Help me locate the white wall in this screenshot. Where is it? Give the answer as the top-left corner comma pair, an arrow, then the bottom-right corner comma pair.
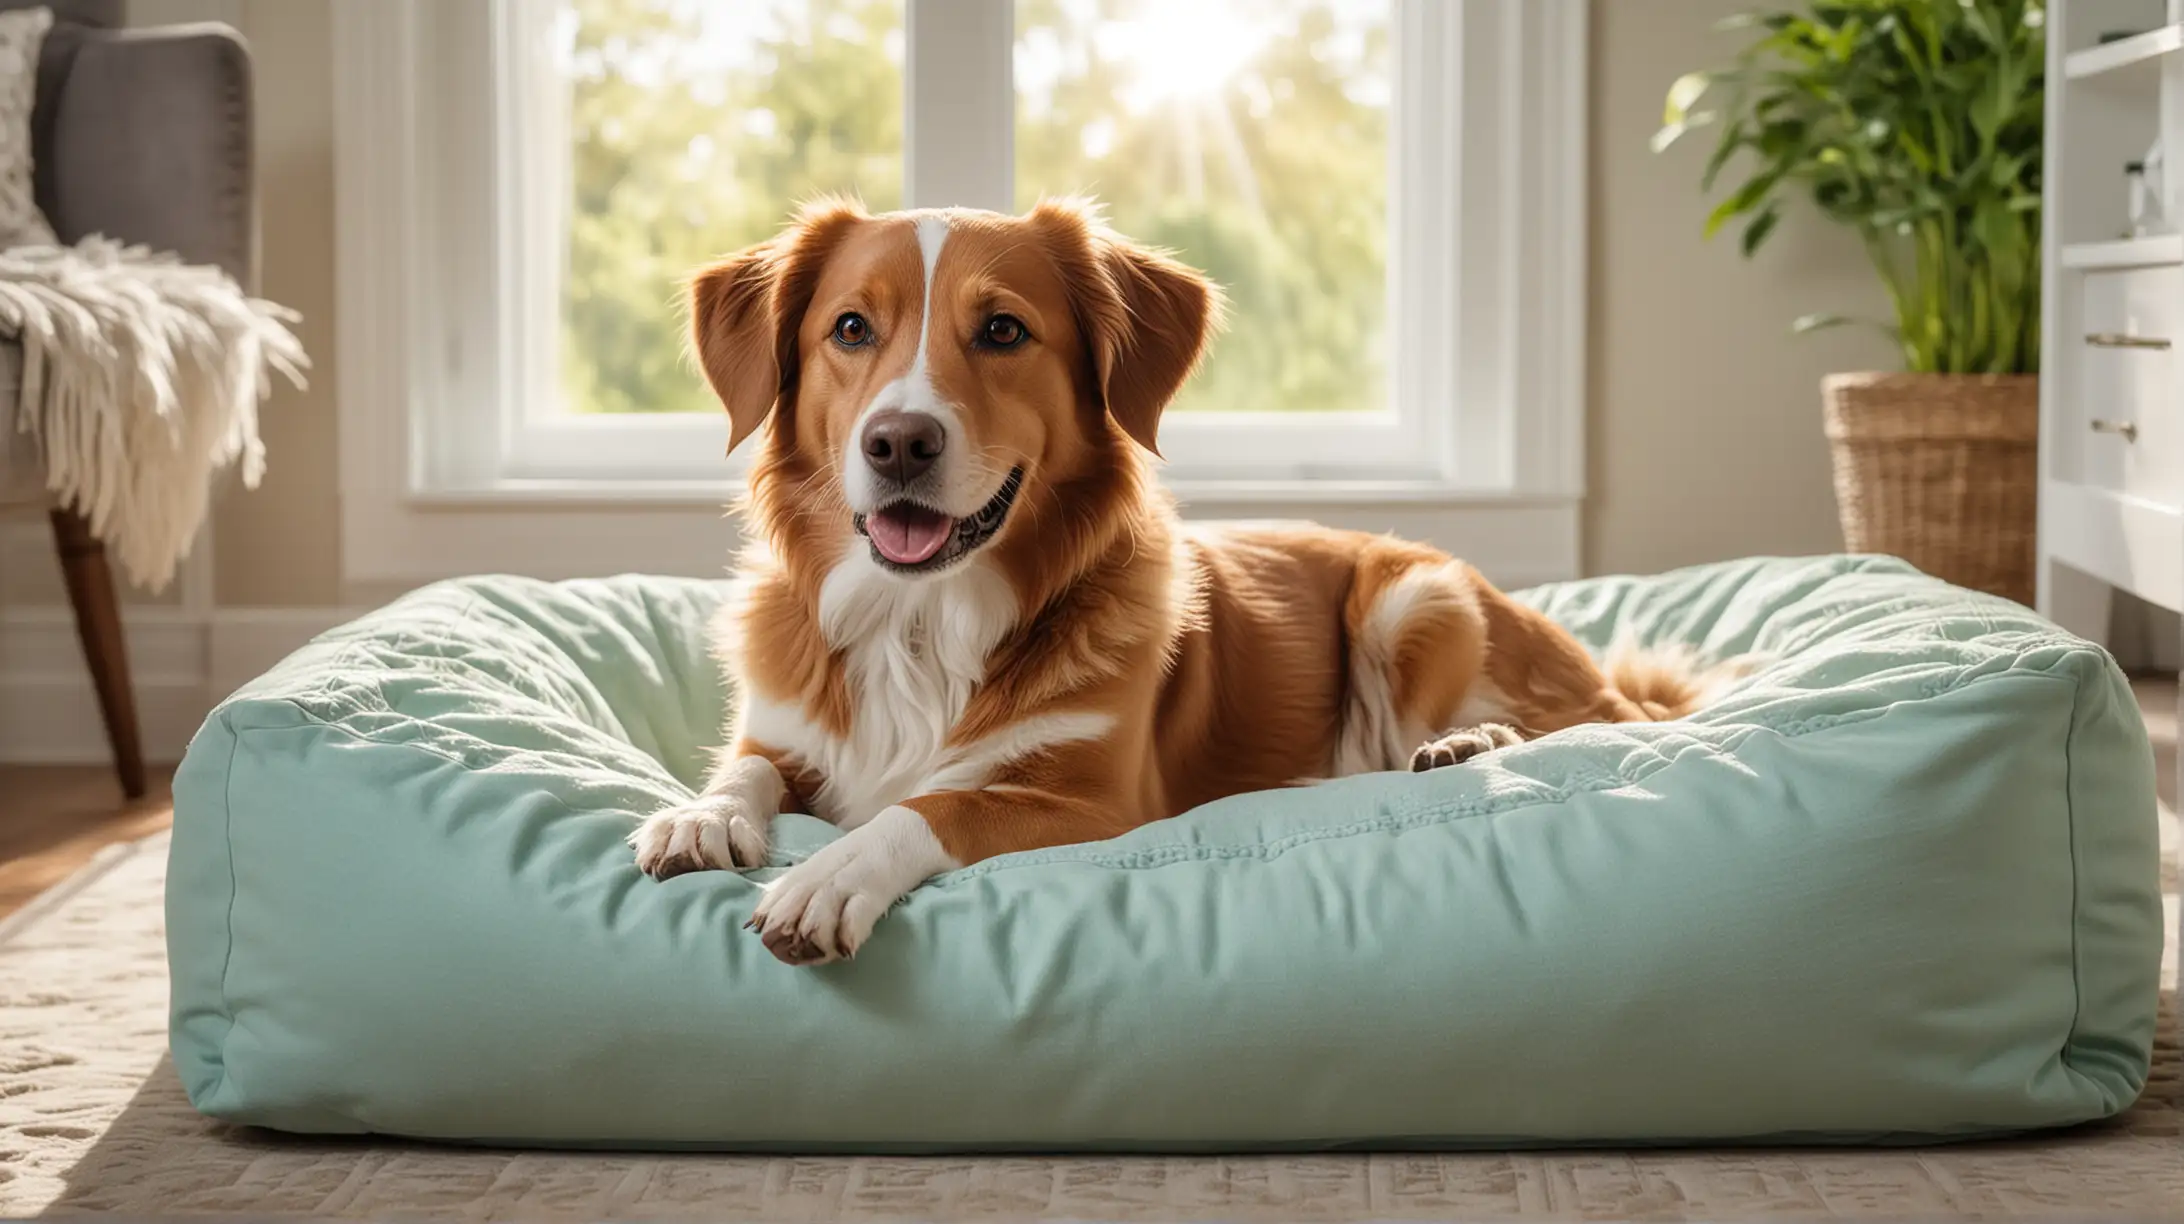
1586,0 -> 1898,577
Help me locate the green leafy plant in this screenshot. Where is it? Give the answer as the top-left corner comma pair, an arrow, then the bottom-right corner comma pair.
1655,0 -> 2045,375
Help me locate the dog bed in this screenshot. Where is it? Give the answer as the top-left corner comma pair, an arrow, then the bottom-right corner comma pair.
166,554 -> 2163,1150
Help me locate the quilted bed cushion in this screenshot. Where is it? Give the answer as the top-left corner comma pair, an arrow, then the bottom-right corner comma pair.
166,555 -> 2163,1150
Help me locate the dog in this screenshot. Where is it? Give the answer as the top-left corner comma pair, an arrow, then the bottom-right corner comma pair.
630,198 -> 1740,966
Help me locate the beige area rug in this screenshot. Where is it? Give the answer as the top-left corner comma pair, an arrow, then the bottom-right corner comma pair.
5,833 -> 2184,1221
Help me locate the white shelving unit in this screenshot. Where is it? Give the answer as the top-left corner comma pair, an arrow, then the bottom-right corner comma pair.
2061,233 -> 2184,268
2039,1 -> 2182,958
2040,0 -> 2184,625
2064,21 -> 2184,80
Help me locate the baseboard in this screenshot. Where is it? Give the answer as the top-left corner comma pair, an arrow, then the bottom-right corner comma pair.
0,671 -> 212,766
0,606 -> 358,766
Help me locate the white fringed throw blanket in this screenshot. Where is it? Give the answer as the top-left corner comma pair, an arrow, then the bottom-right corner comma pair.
1,237 -> 307,590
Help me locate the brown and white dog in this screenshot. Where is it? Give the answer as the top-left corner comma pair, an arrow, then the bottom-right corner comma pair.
630,198 -> 1733,966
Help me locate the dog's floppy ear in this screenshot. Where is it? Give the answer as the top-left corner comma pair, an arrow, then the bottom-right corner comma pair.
688,242 -> 785,453
1032,198 -> 1222,456
688,199 -> 866,453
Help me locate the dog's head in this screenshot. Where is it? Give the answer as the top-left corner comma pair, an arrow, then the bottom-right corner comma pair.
689,198 -> 1219,577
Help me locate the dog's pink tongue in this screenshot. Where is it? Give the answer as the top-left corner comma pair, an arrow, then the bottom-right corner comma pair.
869,505 -> 953,565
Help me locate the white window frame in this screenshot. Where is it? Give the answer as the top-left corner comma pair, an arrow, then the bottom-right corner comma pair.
334,0 -> 1587,587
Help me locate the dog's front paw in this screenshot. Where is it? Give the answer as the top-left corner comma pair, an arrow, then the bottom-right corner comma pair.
745,806 -> 952,966
1409,722 -> 1527,771
630,795 -> 770,879
746,845 -> 899,967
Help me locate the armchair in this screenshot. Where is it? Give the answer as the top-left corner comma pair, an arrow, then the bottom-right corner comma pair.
0,0 -> 253,798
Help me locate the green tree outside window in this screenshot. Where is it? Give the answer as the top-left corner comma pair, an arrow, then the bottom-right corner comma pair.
558,0 -> 1389,417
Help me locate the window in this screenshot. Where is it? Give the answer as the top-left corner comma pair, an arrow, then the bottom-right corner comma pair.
335,0 -> 1586,584
552,1 -> 906,420
522,0 -> 1408,479
495,0 -> 908,481
1013,0 -> 1412,479
1016,0 -> 1390,422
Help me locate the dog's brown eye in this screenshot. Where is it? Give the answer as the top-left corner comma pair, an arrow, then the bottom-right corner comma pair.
832,312 -> 871,347
979,314 -> 1028,350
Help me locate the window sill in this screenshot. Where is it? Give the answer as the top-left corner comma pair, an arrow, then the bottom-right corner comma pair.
402,477 -> 1580,511
354,477 -> 1582,587
1165,480 -> 1578,508
405,479 -> 744,509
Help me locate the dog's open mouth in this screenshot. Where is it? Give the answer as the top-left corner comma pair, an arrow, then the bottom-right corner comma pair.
854,467 -> 1023,573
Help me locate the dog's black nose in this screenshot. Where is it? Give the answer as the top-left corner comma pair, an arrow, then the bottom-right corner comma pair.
862,410 -> 945,484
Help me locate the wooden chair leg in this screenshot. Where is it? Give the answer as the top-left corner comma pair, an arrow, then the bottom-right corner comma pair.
49,508 -> 147,800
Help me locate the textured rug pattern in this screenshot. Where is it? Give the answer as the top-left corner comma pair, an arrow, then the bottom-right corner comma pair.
3,832 -> 2183,1220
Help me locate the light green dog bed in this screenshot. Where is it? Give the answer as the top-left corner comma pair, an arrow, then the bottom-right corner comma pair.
166,555 -> 2162,1150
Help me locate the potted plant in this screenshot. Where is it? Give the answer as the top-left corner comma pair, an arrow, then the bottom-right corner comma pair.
1656,0 -> 2045,603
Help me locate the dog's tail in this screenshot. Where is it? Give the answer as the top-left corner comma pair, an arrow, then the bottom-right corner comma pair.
1605,644 -> 1763,721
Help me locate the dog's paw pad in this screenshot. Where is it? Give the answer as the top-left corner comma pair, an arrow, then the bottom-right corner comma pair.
1409,723 -> 1526,772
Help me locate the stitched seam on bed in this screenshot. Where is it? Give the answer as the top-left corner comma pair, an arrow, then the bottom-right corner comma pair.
211,660 -> 2088,881
941,729 -> 1784,878
210,710 -> 245,1107
944,668 -> 2087,880
2059,665 -> 2086,1081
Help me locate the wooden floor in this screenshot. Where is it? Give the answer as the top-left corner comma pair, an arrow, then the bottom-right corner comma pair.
0,765 -> 175,920
0,678 -> 2178,923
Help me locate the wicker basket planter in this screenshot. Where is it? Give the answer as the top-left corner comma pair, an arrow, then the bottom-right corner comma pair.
1820,372 -> 2039,605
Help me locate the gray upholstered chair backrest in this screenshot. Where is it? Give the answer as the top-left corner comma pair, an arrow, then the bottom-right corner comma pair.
1,0 -> 124,502
11,0 -> 128,224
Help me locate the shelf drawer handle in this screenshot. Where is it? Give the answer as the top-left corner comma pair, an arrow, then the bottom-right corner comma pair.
2091,418 -> 2141,442
2086,331 -> 2172,350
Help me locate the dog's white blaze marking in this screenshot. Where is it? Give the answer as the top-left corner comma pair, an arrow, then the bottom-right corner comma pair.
741,550 -> 1018,829
841,215 -> 980,515
1336,560 -> 1476,776
751,803 -> 958,960
911,214 -> 948,382
918,711 -> 1117,793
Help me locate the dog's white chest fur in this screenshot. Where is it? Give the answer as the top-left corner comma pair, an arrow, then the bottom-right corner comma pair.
741,551 -> 1019,828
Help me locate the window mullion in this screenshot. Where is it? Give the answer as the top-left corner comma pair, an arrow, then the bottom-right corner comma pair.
905,0 -> 1015,210
1391,0 -> 1465,485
